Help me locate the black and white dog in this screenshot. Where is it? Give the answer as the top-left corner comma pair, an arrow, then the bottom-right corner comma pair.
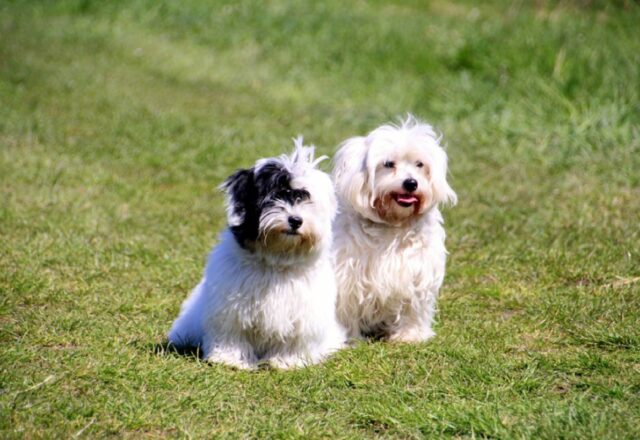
168,139 -> 346,369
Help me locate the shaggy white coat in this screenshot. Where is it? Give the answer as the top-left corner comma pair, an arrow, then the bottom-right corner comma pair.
332,115 -> 457,342
169,141 -> 346,369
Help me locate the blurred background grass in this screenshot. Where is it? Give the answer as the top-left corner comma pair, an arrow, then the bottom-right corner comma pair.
1,0 -> 639,438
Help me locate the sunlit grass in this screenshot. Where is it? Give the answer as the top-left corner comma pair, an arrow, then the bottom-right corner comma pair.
1,0 -> 639,437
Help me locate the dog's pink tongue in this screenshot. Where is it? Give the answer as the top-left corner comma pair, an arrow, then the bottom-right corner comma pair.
397,194 -> 419,204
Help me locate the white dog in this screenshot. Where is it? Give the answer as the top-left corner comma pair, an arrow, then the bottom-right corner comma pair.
168,139 -> 346,369
332,115 -> 457,342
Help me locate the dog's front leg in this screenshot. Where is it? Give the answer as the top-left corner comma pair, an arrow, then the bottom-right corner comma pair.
386,298 -> 437,343
203,337 -> 257,370
387,323 -> 435,343
267,353 -> 310,370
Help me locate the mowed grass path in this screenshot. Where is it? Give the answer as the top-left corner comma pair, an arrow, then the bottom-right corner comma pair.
1,1 -> 639,438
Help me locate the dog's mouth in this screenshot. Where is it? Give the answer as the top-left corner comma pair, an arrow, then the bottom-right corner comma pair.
283,230 -> 299,236
392,192 -> 420,208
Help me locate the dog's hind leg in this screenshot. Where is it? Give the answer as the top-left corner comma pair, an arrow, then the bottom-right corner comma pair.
167,279 -> 207,348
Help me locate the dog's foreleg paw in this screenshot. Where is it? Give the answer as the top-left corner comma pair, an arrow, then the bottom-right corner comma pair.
205,347 -> 257,370
387,326 -> 435,343
268,354 -> 311,370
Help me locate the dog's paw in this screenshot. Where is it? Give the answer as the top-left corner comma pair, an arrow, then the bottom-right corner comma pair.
268,354 -> 310,370
205,349 -> 257,370
387,327 -> 435,343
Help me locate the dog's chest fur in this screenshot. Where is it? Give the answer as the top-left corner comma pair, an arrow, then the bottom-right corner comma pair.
237,272 -> 305,335
207,256 -> 327,344
334,209 -> 447,321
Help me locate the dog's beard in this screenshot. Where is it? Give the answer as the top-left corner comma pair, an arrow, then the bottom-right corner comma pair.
256,210 -> 320,255
258,227 -> 319,254
373,190 -> 428,226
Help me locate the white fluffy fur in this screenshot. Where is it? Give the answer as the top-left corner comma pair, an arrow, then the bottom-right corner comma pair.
168,140 -> 346,369
332,115 -> 457,342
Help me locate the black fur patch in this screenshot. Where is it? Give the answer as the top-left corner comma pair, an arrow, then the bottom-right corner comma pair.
279,188 -> 311,204
221,168 -> 259,245
222,161 -> 309,248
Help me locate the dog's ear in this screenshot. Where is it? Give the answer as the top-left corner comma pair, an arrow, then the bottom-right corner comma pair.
432,173 -> 457,207
332,137 -> 373,216
429,149 -> 457,207
220,168 -> 259,244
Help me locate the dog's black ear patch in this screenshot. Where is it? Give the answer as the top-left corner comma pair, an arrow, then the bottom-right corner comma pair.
221,161 -> 298,248
221,168 -> 260,246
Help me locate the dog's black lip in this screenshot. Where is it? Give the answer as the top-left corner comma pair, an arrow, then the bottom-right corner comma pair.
396,200 -> 413,208
283,230 -> 299,236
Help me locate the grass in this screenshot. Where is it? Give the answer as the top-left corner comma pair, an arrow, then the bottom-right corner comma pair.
1,0 -> 639,437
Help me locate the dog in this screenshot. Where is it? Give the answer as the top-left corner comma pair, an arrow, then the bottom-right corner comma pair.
332,115 -> 457,342
168,139 -> 346,369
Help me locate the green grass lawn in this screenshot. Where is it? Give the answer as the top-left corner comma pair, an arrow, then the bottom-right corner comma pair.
1,0 -> 639,437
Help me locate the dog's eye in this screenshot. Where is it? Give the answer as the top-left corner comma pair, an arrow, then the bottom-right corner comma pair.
292,189 -> 310,203
383,160 -> 395,169
275,189 -> 291,199
416,161 -> 424,168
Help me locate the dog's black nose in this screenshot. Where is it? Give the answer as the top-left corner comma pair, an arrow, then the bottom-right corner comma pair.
402,178 -> 418,192
288,216 -> 303,230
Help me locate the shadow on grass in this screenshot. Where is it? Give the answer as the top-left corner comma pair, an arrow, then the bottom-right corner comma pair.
144,341 -> 203,360
141,342 -> 285,371
361,328 -> 391,342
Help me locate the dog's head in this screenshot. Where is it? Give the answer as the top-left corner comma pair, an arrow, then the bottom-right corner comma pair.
221,138 -> 336,259
333,115 -> 456,226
